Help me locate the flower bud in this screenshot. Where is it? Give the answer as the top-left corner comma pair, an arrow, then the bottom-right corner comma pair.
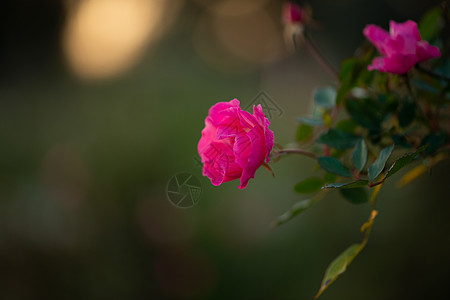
283,2 -> 304,25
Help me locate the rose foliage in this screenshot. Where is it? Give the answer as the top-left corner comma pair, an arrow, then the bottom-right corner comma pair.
198,2 -> 450,298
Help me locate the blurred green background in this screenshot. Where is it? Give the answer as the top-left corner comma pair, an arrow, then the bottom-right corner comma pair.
1,0 -> 449,299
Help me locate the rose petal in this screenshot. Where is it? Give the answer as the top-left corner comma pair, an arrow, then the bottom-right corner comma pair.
208,99 -> 240,125
253,105 -> 274,162
384,34 -> 416,56
198,116 -> 218,157
203,161 -> 224,186
202,141 -> 241,186
222,162 -> 243,183
363,24 -> 390,55
383,53 -> 417,74
233,133 -> 252,169
216,118 -> 242,139
367,56 -> 386,72
369,53 -> 417,74
389,20 -> 420,41
237,109 -> 258,129
264,125 -> 274,162
239,126 -> 267,189
252,105 -> 266,127
416,40 -> 441,62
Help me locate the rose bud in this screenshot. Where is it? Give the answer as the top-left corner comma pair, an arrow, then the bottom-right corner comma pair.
283,2 -> 304,25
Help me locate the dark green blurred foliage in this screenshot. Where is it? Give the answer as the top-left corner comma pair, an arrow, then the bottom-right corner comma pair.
0,1 -> 449,300
277,1 -> 450,297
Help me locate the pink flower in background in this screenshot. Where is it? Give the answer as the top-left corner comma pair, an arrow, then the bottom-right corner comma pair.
363,20 -> 440,74
283,2 -> 304,25
198,99 -> 274,189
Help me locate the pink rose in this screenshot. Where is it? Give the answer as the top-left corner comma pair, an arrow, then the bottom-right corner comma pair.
198,99 -> 274,189
363,20 -> 441,74
283,2 -> 304,25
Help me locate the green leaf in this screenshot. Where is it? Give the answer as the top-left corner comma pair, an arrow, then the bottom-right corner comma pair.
297,116 -> 324,126
419,6 -> 444,41
435,62 -> 450,80
411,78 -> 440,95
323,172 -> 338,183
271,199 -> 313,227
336,57 -> 362,106
314,87 -> 337,108
314,244 -> 361,299
339,57 -> 357,82
352,139 -> 368,172
421,132 -> 446,155
398,97 -> 415,128
294,177 -> 325,194
345,98 -> 381,130
368,145 -> 395,181
336,48 -> 374,106
317,129 -> 360,150
391,134 -> 412,149
317,156 -> 352,177
340,188 -> 369,204
296,123 -> 313,142
383,145 -> 428,180
336,72 -> 355,106
336,83 -> 352,107
322,180 -> 369,189
371,71 -> 388,91
380,95 -> 399,119
335,119 -> 358,133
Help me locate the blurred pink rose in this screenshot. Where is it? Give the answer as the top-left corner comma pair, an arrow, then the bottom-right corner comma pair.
283,2 -> 304,25
198,99 -> 274,189
363,20 -> 440,74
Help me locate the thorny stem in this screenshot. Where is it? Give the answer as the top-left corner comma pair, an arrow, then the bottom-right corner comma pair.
360,185 -> 382,250
303,31 -> 339,81
370,181 -> 382,207
368,179 -> 385,188
284,30 -> 341,160
302,31 -> 343,127
360,211 -> 376,249
271,148 -> 317,160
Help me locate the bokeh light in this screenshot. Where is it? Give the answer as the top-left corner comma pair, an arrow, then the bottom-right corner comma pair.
63,0 -> 183,80
194,0 -> 269,17
193,0 -> 285,73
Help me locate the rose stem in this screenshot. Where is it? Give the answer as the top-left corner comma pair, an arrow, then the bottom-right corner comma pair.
274,148 -> 317,159
302,31 -> 339,81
